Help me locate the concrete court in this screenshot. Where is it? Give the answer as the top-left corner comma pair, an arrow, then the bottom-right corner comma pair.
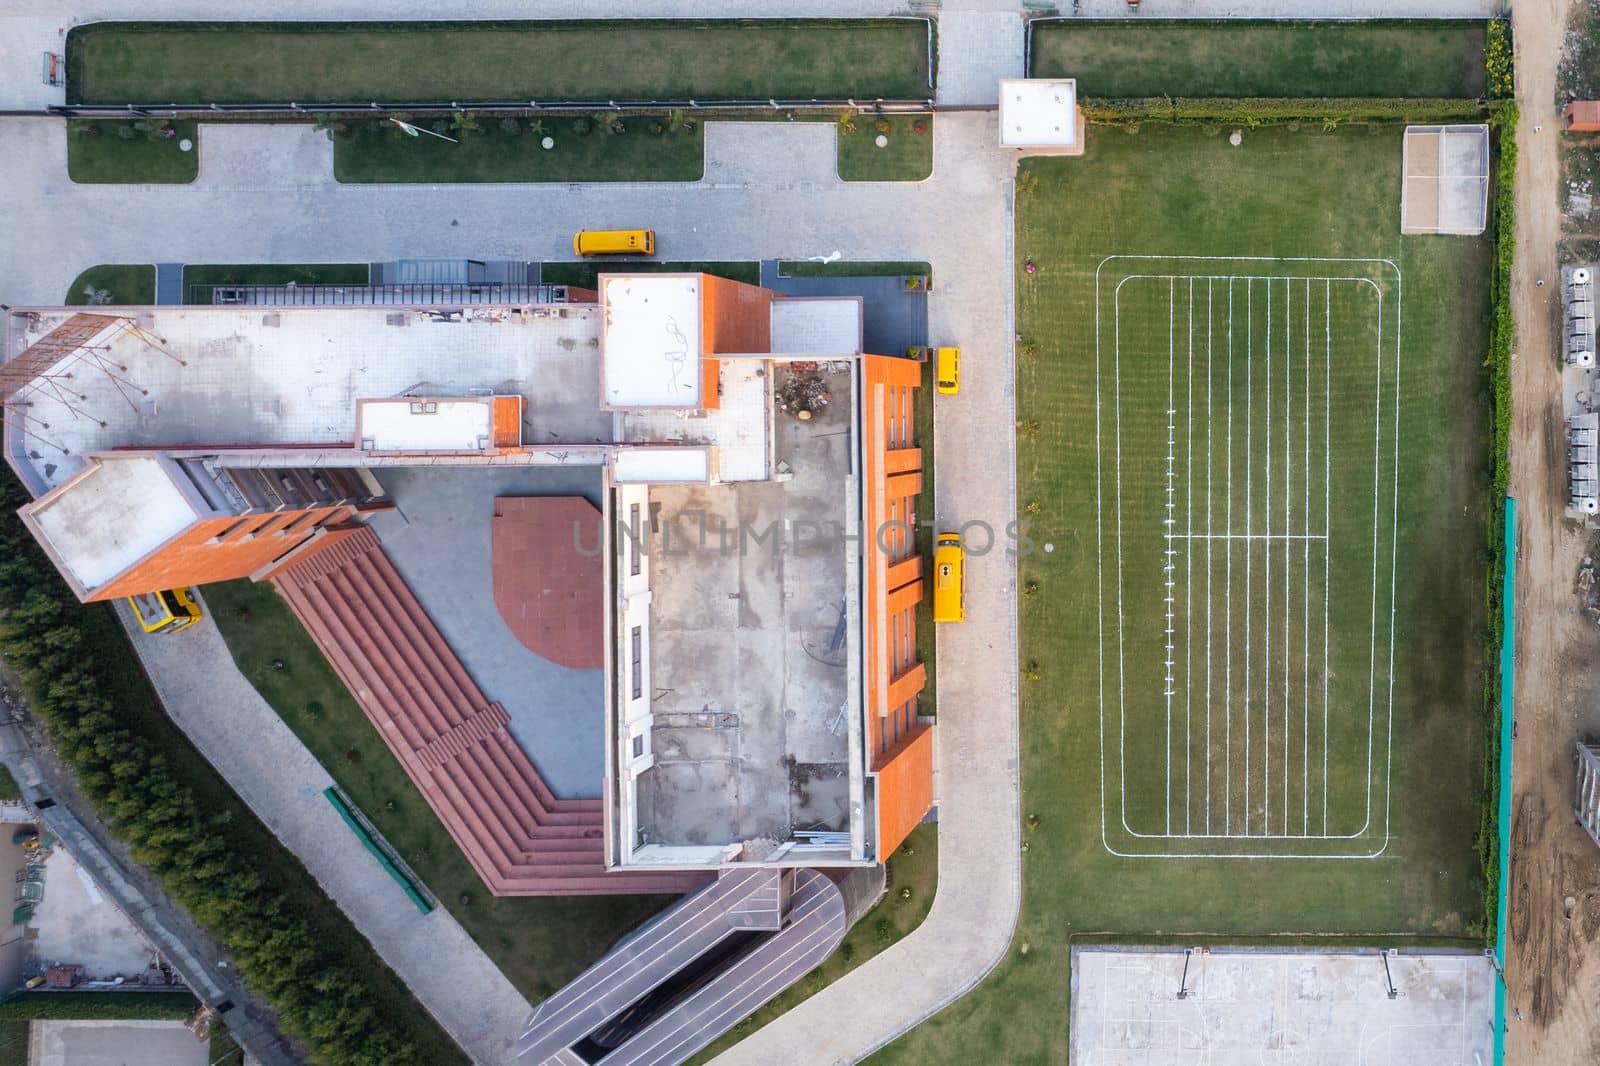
29,844 -> 158,978
1071,948 -> 1496,1065
366,466 -> 608,798
31,1019 -> 208,1066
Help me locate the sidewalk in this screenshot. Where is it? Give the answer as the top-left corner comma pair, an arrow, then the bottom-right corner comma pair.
109,601 -> 534,1064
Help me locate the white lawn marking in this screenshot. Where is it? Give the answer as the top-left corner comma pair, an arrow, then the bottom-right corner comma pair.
1095,256 -> 1400,859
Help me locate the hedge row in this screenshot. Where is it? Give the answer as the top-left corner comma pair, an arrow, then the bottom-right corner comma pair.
0,470 -> 464,1065
1478,103 -> 1518,947
1080,95 -> 1489,127
0,990 -> 199,1021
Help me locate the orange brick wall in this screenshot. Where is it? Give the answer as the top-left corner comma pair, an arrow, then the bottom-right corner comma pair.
93,505 -> 353,601
860,353 -> 933,860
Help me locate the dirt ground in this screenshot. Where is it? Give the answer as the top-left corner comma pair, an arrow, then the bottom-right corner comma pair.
1505,0 -> 1600,1062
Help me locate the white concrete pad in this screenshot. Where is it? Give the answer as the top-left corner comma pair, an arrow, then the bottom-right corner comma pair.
1071,948 -> 1495,1066
32,1019 -> 207,1066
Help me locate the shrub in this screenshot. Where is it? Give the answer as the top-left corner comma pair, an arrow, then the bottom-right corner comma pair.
1080,96 -> 1487,127
648,119 -> 665,136
1486,19 -> 1514,99
449,111 -> 481,136
570,116 -> 592,137
0,472 -> 457,1065
115,124 -> 138,141
1015,169 -> 1039,198
429,119 -> 450,137
876,118 -> 892,134
837,112 -> 857,136
499,117 -> 521,135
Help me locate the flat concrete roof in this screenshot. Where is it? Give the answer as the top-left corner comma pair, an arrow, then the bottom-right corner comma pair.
769,298 -> 861,356
4,305 -> 611,491
619,358 -> 771,482
636,364 -> 856,850
600,275 -> 703,408
357,397 -> 493,452
26,456 -> 196,594
1000,78 -> 1078,148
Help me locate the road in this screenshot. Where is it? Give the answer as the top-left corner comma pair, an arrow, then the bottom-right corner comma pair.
1502,0 -> 1600,1062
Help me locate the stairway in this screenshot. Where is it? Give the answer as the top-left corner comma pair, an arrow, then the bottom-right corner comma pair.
271,526 -> 705,897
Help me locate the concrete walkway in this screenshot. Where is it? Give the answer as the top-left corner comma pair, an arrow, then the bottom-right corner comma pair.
109,602 -> 534,1065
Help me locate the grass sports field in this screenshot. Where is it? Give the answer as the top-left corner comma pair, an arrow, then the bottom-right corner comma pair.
875,122 -> 1493,1062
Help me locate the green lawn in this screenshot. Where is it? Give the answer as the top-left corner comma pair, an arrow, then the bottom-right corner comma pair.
0,765 -> 18,802
1032,19 -> 1488,98
838,114 -> 933,182
203,579 -> 675,1003
778,260 -> 931,280
875,124 -> 1493,1063
689,824 -> 937,1064
67,20 -> 931,104
183,262 -> 369,303
334,116 -> 702,183
66,119 -> 197,183
64,264 -> 154,305
540,261 -> 761,291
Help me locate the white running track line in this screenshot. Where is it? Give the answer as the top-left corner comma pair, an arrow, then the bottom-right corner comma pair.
1323,279 -> 1333,836
1304,278 -> 1312,836
1264,276 -> 1272,837
1225,278 -> 1234,837
1185,278 -> 1194,836
1095,257 -> 1398,859
1205,278 -> 1213,836
1244,278 -> 1253,837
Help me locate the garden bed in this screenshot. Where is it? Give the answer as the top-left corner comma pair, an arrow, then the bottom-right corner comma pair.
66,119 -> 197,184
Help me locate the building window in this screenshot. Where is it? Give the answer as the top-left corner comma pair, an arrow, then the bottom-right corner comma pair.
631,625 -> 643,700
629,503 -> 642,576
632,734 -> 645,759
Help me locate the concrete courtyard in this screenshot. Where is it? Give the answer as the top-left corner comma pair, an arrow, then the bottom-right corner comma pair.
30,1020 -> 208,1066
1071,948 -> 1496,1065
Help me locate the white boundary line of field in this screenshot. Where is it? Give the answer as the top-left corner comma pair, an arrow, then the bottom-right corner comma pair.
1093,254 -> 1402,860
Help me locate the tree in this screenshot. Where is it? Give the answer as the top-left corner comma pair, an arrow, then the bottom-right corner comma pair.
449,111 -> 482,136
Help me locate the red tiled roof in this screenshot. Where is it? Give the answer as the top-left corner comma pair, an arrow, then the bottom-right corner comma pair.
271,525 -> 705,897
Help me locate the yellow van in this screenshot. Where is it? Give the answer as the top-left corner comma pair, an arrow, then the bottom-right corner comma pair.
932,533 -> 965,623
935,347 -> 960,395
572,229 -> 656,257
129,588 -> 202,635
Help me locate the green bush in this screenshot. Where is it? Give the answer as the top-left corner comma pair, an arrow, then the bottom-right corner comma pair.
0,473 -> 462,1065
1485,19 -> 1513,99
0,991 -> 198,1021
1477,104 -> 1517,946
1081,96 -> 1488,127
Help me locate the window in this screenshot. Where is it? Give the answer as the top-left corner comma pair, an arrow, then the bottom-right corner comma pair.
629,503 -> 642,576
631,626 -> 643,700
632,734 -> 645,759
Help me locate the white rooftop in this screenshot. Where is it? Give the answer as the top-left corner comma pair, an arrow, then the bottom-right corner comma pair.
3,305 -> 611,491
357,397 -> 494,452
601,275 -> 703,408
27,455 -> 196,594
1000,78 -> 1079,148
620,359 -> 772,482
769,298 -> 861,356
611,447 -> 710,483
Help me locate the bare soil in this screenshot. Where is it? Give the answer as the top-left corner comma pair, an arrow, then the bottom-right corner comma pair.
1506,1 -> 1600,1061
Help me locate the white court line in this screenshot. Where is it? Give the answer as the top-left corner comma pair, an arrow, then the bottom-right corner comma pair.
1096,257 -> 1399,857
1224,278 -> 1233,837
1244,277 -> 1253,837
1164,277 -> 1176,835
1205,277 -> 1214,836
1185,277 -> 1194,835
1170,533 -> 1326,540
1324,279 -> 1332,835
1304,278 -> 1312,836
1264,275 -> 1272,838
1283,276 -> 1292,835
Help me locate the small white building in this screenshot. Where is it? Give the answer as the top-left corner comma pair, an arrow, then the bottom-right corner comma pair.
998,78 -> 1084,156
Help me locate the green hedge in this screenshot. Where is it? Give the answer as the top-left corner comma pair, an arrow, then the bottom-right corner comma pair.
0,469 -> 465,1065
1478,103 -> 1517,946
0,990 -> 199,1021
1080,96 -> 1488,127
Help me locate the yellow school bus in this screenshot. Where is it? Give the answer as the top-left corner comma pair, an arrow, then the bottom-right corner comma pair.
932,532 -> 965,623
935,346 -> 960,395
128,588 -> 202,635
572,229 -> 656,257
